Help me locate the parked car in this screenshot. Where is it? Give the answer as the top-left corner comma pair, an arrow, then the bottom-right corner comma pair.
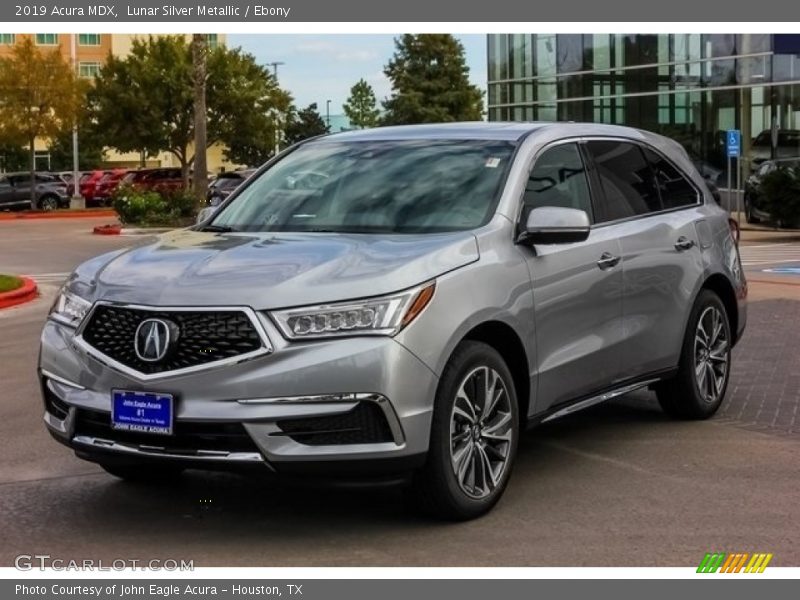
207,169 -> 255,206
121,168 -> 184,194
0,172 -> 70,211
55,170 -> 87,197
41,123 -> 746,520
79,170 -> 106,205
92,169 -> 130,204
744,158 -> 800,223
751,129 -> 800,169
691,160 -> 723,205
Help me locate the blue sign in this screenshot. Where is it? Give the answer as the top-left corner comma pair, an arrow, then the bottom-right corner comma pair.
726,129 -> 741,158
763,267 -> 800,275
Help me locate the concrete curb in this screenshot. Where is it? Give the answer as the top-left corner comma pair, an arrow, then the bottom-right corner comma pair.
92,224 -> 174,236
0,277 -> 38,310
0,209 -> 116,221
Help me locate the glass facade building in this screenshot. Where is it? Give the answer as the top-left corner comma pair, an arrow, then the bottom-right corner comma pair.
487,34 -> 800,180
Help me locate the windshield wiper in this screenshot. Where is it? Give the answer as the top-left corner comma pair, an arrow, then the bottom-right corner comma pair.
199,224 -> 238,233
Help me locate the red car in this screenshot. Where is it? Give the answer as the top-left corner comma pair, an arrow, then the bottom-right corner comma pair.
120,168 -> 184,194
91,169 -> 130,205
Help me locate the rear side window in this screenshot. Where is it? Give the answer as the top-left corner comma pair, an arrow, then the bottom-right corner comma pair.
524,143 -> 594,221
642,147 -> 698,209
586,141 -> 661,222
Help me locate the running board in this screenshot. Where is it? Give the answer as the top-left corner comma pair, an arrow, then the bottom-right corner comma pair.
540,378 -> 660,423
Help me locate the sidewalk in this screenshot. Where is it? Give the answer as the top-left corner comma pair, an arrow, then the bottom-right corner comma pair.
738,222 -> 800,244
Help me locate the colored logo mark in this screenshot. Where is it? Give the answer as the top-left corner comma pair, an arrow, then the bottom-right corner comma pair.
697,552 -> 773,573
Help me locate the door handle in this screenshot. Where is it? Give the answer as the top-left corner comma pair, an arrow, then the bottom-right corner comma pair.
674,236 -> 696,251
597,252 -> 621,270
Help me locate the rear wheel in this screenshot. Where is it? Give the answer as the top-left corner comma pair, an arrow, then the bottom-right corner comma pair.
100,463 -> 184,483
408,341 -> 519,520
745,197 -> 760,224
655,290 -> 732,419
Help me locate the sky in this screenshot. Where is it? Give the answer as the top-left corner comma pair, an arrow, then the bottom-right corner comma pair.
228,34 -> 487,117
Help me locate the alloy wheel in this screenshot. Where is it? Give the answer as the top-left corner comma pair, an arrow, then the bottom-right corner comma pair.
694,306 -> 729,403
449,365 -> 514,499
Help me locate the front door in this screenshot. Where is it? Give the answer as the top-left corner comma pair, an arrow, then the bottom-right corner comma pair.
519,142 -> 625,412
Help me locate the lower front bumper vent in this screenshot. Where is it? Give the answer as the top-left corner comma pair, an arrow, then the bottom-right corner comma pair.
275,402 -> 394,446
73,408 -> 262,455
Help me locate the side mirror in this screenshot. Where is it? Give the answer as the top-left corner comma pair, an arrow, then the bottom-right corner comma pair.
517,206 -> 591,245
196,206 -> 217,224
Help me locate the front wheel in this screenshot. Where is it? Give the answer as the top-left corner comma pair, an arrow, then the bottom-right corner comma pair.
38,195 -> 59,211
655,290 -> 732,419
408,341 -> 519,520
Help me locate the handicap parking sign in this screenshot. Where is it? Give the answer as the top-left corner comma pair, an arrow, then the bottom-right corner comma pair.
727,129 -> 741,157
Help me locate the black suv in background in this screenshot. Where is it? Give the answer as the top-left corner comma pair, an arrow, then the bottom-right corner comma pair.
0,172 -> 71,211
207,169 -> 255,205
744,158 -> 800,224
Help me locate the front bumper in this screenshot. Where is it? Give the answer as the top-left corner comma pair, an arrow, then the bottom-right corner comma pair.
39,317 -> 437,475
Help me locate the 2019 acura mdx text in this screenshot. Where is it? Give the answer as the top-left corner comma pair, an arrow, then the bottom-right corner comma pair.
39,123 -> 746,520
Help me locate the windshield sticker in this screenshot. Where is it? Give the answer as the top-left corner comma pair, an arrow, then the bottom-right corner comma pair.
485,157 -> 502,168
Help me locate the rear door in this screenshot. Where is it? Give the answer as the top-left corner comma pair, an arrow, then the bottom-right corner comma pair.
585,140 -> 705,379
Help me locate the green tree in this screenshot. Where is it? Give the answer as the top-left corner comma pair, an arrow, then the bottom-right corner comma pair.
343,78 -> 380,129
381,34 -> 483,125
0,143 -> 28,172
192,33 -> 208,207
212,48 -> 291,167
284,103 -> 330,146
91,35 -> 291,185
0,38 -> 82,202
48,88 -> 106,170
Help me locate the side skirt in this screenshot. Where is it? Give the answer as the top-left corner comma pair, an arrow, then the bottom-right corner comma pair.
527,369 -> 677,428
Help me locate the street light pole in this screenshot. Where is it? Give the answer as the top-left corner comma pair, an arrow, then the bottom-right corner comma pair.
70,33 -> 84,208
267,62 -> 285,156
326,99 -> 331,129
267,61 -> 284,81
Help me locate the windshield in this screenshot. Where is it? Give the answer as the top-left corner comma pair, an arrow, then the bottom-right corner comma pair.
209,139 -> 515,234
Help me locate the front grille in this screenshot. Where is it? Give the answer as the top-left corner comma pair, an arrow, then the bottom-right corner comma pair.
73,408 -> 261,454
81,305 -> 264,375
276,402 -> 394,446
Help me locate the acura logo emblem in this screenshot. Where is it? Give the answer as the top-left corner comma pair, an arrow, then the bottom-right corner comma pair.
134,318 -> 178,362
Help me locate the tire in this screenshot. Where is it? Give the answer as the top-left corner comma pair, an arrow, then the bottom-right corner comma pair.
38,195 -> 59,211
745,199 -> 760,224
100,463 -> 184,483
655,290 -> 732,419
408,341 -> 519,520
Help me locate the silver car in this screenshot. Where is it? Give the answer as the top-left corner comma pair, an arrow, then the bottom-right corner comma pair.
40,123 -> 746,520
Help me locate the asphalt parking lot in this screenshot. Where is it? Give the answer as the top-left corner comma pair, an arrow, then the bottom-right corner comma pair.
1,218 -> 799,567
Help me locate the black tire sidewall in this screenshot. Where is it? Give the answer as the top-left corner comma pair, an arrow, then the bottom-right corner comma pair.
682,290 -> 732,416
39,195 -> 58,211
426,341 -> 519,518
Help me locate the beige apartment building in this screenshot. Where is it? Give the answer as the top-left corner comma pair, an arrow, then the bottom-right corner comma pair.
0,33 -> 239,173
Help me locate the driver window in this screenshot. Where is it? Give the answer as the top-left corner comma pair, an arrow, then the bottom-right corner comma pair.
523,143 -> 593,222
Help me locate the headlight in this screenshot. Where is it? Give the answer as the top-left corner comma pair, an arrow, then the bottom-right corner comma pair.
271,282 -> 435,340
49,290 -> 92,328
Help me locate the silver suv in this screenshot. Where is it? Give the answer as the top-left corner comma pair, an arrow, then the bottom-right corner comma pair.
40,123 -> 746,520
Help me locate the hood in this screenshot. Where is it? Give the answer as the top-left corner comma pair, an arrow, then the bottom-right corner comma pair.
73,229 -> 480,308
